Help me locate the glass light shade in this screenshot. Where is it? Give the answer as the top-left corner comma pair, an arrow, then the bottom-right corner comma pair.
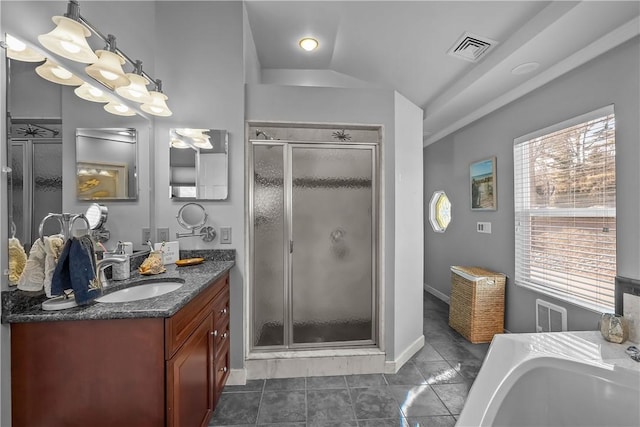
141,91 -> 172,117
104,100 -> 136,116
115,73 -> 152,103
38,16 -> 98,63
175,128 -> 208,138
85,50 -> 130,89
35,59 -> 83,86
74,82 -> 110,103
299,37 -> 319,51
193,138 -> 213,149
6,34 -> 46,62
170,138 -> 190,149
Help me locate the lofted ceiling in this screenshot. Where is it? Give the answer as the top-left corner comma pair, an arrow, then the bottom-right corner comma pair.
244,1 -> 640,146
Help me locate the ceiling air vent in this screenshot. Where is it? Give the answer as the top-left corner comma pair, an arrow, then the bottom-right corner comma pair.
447,32 -> 498,63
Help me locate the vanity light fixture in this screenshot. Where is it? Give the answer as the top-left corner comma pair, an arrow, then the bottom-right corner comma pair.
170,138 -> 191,149
85,35 -> 130,90
4,34 -> 46,62
299,37 -> 319,52
37,1 -> 98,63
141,80 -> 172,117
104,99 -> 136,116
115,60 -> 152,103
192,136 -> 213,150
35,58 -> 83,86
74,82 -> 110,103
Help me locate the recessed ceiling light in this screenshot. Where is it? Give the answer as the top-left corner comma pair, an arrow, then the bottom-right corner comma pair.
511,62 -> 540,75
299,37 -> 318,52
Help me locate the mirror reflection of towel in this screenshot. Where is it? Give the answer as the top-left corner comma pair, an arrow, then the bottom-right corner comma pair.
51,236 -> 100,305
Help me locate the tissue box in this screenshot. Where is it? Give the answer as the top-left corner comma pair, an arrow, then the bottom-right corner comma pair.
154,241 -> 179,265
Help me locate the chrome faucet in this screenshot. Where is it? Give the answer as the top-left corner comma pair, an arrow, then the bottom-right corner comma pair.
96,256 -> 127,289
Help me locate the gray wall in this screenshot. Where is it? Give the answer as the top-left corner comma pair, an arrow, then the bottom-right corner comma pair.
423,36 -> 640,333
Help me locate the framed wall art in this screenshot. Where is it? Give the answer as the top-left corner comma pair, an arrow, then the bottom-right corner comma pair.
470,157 -> 496,210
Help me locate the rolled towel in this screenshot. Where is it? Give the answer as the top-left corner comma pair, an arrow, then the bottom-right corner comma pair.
17,238 -> 46,292
8,237 -> 27,285
43,234 -> 65,297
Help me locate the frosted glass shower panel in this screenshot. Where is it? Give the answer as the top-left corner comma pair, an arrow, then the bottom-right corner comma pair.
32,142 -> 63,239
291,146 -> 374,344
253,145 -> 286,346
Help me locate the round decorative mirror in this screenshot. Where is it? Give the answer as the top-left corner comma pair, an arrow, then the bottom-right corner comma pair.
429,191 -> 451,232
177,202 -> 208,230
85,203 -> 108,230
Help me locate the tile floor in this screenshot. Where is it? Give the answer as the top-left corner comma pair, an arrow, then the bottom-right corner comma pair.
210,291 -> 490,426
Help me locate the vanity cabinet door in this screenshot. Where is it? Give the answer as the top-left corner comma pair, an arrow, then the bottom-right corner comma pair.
166,313 -> 214,427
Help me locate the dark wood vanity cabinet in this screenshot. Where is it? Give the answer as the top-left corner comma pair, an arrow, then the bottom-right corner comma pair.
10,272 -> 230,427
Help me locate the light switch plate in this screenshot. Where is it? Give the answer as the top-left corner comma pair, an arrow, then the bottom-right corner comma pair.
157,227 -> 170,242
477,222 -> 492,233
142,228 -> 151,243
220,227 -> 232,244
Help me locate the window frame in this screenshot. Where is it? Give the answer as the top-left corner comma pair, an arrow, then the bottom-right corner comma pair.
513,105 -> 616,313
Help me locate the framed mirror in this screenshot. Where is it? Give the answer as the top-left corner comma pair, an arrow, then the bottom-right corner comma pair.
169,128 -> 228,200
76,128 -> 138,200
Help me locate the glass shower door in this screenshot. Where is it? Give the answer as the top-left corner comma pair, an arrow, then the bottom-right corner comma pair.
290,145 -> 375,345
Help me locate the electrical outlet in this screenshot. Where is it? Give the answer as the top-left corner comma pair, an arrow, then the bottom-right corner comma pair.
142,228 -> 151,243
157,227 -> 170,242
477,222 -> 492,234
220,227 -> 232,244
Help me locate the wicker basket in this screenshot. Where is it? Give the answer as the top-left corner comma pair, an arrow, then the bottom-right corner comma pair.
448,266 -> 506,343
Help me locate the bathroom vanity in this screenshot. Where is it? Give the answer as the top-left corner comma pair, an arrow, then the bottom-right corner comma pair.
3,257 -> 233,427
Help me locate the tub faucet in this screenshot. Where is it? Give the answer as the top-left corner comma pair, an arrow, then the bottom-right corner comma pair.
96,256 -> 127,289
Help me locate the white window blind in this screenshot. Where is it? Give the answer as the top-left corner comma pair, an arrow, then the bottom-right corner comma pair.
514,105 -> 616,313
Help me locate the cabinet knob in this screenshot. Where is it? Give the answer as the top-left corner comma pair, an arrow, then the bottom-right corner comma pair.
220,307 -> 228,315
221,332 -> 228,340
212,330 -> 218,337
220,366 -> 228,373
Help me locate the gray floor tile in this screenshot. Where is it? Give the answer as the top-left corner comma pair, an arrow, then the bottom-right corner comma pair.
264,377 -> 306,391
223,379 -> 265,393
411,342 -> 445,363
307,375 -> 348,389
429,340 -> 476,361
405,415 -> 457,426
257,424 -> 306,427
448,358 -> 483,381
431,383 -> 471,415
459,341 -> 491,360
389,385 -> 450,418
350,387 -> 403,420
308,421 -> 359,427
384,362 -> 426,386
210,391 -> 261,425
346,373 -> 387,388
307,389 -> 356,422
257,390 -> 306,424
357,418 -> 406,427
412,360 -> 465,384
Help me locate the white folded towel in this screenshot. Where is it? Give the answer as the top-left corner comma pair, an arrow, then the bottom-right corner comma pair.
8,237 -> 27,285
43,234 -> 65,297
17,238 -> 47,292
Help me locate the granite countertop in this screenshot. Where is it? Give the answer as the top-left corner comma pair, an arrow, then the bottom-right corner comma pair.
2,252 -> 234,323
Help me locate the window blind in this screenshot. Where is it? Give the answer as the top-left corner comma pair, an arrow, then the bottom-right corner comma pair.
514,105 -> 616,313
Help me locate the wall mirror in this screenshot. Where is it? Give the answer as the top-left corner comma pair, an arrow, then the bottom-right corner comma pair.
76,128 -> 138,200
6,34 -> 150,249
169,128 -> 228,200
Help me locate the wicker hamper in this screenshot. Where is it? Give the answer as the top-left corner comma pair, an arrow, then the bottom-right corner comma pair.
448,266 -> 506,343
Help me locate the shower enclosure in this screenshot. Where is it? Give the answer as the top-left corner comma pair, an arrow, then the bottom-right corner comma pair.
250,127 -> 378,350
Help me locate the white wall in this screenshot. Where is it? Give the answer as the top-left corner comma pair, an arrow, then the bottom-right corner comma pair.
423,36 -> 640,333
393,92 -> 424,358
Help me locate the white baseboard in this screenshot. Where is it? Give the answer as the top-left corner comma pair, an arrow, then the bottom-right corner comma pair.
226,368 -> 247,386
384,334 -> 424,374
424,283 -> 450,304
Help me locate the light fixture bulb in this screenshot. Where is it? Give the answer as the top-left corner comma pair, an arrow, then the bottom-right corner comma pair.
5,34 -> 46,62
170,138 -> 190,149
104,100 -> 136,116
141,91 -> 172,117
193,137 -> 213,149
35,59 -> 83,86
74,82 -> 110,103
115,73 -> 152,104
299,37 -> 319,51
38,16 -> 98,63
85,50 -> 130,89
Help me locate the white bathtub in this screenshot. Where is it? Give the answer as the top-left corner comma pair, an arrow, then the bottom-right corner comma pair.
457,331 -> 640,427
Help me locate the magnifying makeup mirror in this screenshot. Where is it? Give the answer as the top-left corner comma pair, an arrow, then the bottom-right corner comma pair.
176,202 -> 216,242
85,203 -> 110,242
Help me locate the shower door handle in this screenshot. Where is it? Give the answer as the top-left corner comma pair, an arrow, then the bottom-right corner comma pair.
289,240 -> 294,253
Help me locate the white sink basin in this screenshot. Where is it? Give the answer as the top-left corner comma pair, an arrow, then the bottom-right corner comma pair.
96,281 -> 183,303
